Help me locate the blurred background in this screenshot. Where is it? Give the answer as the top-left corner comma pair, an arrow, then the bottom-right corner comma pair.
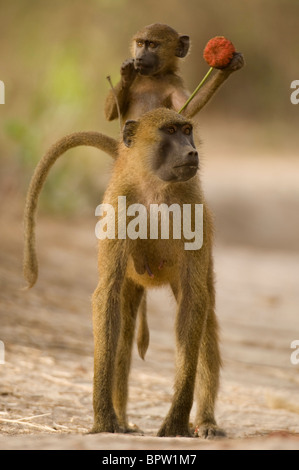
1,1 -> 299,443
0,0 -> 298,249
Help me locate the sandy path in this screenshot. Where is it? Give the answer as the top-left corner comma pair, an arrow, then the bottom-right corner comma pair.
1,155 -> 299,450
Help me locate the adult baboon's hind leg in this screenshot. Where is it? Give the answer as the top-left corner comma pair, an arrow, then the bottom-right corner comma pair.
113,278 -> 144,431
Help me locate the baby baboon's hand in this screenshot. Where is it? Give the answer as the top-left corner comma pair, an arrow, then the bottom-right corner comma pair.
121,58 -> 137,84
224,52 -> 245,72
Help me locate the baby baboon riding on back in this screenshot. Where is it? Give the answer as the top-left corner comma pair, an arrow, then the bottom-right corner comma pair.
23,22 -> 245,438
105,23 -> 244,123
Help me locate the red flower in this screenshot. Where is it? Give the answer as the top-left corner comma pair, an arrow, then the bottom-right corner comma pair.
203,36 -> 236,69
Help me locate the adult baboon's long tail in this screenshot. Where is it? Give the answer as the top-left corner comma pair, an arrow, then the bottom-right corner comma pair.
23,131 -> 118,288
137,293 -> 149,360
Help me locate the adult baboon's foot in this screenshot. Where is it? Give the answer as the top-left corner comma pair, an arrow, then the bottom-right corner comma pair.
194,422 -> 226,439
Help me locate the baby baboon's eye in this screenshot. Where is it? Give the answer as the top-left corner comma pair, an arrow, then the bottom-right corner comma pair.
167,126 -> 176,134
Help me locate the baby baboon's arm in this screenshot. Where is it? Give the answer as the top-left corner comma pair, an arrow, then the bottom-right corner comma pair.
182,53 -> 244,119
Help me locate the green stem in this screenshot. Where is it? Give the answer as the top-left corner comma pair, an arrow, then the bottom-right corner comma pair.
178,66 -> 214,114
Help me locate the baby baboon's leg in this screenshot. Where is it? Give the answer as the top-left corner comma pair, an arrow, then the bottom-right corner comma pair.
91,254 -> 125,434
113,278 -> 144,430
158,278 -> 208,437
194,260 -> 224,438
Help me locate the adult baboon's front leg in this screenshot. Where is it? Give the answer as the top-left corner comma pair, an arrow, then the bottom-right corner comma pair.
194,260 -> 224,438
113,278 -> 144,430
194,308 -> 224,438
91,250 -> 126,434
157,283 -> 208,437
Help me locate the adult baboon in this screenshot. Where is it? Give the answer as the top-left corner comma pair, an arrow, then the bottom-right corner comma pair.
23,108 -> 223,438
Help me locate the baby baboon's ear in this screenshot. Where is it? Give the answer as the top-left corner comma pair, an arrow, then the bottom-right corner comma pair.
123,120 -> 139,147
175,35 -> 190,58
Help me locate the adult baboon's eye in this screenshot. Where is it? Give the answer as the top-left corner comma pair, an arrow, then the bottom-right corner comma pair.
136,40 -> 143,47
183,126 -> 192,135
167,126 -> 176,134
149,42 -> 157,49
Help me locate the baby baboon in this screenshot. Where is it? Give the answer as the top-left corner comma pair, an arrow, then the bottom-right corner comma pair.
21,24 -> 243,193
23,108 -> 222,438
105,23 -> 244,123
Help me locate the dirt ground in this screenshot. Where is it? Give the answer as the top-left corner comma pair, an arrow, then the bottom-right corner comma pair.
1,152 -> 299,450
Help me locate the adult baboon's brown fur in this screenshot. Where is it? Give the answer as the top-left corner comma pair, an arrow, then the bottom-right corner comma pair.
23,131 -> 118,288
23,108 -> 223,438
91,108 -> 222,437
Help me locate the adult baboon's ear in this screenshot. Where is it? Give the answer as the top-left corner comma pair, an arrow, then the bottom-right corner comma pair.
123,120 -> 139,147
175,35 -> 190,58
